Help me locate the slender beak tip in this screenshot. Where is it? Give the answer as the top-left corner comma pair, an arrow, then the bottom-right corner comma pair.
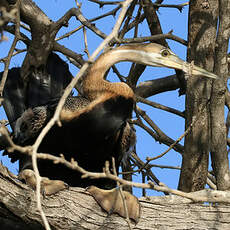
182,62 -> 218,79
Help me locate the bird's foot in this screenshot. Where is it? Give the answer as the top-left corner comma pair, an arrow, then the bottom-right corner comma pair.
18,169 -> 69,196
86,186 -> 141,223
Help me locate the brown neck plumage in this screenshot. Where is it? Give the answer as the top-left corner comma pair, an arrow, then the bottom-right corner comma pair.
83,47 -> 139,101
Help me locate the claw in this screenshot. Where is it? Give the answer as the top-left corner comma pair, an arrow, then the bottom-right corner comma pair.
87,186 -> 141,223
18,169 -> 37,190
41,177 -> 69,196
18,169 -> 68,196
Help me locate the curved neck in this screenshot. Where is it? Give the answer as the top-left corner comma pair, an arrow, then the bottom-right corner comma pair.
84,48 -> 144,100
89,48 -> 147,81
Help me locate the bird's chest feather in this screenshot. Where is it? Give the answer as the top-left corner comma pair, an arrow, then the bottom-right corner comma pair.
40,96 -> 133,159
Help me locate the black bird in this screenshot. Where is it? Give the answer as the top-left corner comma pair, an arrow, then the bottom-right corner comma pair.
1,44 -> 217,222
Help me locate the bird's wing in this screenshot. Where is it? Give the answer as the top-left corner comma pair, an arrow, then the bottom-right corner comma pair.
1,68 -> 26,131
1,53 -> 73,131
2,53 -> 73,161
26,52 -> 73,108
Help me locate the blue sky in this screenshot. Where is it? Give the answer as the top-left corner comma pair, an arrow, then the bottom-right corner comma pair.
0,1 -> 198,197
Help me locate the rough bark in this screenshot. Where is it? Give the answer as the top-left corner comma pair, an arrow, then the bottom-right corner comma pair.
178,0 -> 218,192
210,0 -> 230,190
1,163 -> 230,230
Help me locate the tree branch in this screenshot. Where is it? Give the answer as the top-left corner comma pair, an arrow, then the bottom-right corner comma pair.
210,0 -> 230,190
1,163 -> 230,229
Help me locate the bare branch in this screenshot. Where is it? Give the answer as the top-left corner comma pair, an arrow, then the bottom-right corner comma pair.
0,1 -> 20,97
152,2 -> 189,12
83,27 -> 90,58
111,158 -> 132,230
136,106 -> 184,153
29,2 -> 135,230
88,0 -> 122,7
114,31 -> 187,46
55,5 -> 121,42
136,96 -> 185,118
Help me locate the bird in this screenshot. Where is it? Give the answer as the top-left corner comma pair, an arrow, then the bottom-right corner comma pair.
1,43 -> 217,222
2,52 -> 73,132
18,169 -> 68,196
13,94 -> 136,189
1,52 -> 73,164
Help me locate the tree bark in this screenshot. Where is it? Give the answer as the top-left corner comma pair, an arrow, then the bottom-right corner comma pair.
1,164 -> 230,230
210,0 -> 230,190
178,0 -> 218,192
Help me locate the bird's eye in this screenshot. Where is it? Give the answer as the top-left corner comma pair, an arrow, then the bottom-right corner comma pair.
161,49 -> 170,57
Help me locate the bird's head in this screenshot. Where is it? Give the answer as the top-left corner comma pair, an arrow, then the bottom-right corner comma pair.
116,43 -> 217,79
14,106 -> 48,144
76,43 -> 217,97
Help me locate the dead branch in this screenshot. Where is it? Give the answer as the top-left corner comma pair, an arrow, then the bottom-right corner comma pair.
114,31 -> 187,46
152,2 -> 189,12
1,163 -> 230,229
0,0 -> 20,96
136,96 -> 185,118
136,106 -> 184,153
88,0 -> 122,7
135,74 -> 181,98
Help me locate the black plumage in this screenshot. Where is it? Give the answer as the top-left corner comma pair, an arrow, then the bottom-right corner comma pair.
0,43 -> 218,223
13,95 -> 134,188
2,52 -> 73,130
2,52 -> 136,189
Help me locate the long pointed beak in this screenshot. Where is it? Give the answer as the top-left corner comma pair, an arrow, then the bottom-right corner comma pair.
157,55 -> 217,79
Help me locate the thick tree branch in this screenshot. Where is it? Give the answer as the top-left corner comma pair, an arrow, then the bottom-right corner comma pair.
210,0 -> 230,190
135,74 -> 181,98
178,0 -> 218,192
1,164 -> 230,229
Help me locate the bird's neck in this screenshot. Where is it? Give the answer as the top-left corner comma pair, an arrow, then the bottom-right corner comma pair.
83,48 -> 138,101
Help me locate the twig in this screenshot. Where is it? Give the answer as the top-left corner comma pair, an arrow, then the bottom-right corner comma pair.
27,153 -> 230,203
145,101 -> 209,163
55,25 -> 83,41
113,31 -> 187,46
133,4 -> 142,38
0,48 -> 26,63
119,0 -> 137,82
30,2 -> 134,230
206,177 -> 217,190
136,106 -> 184,153
132,118 -> 184,154
73,8 -> 107,39
83,27 -> 90,58
0,1 -> 21,97
118,0 -> 137,40
148,164 -> 180,170
152,2 -> 189,12
56,6 -> 121,42
112,66 -> 126,82
112,158 -> 132,230
88,0 -> 122,7
118,13 -> 145,38
4,24 -> 30,45
53,42 -> 85,68
141,171 -> 146,196
0,124 -> 221,202
136,96 -> 185,118
145,120 -> 190,162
